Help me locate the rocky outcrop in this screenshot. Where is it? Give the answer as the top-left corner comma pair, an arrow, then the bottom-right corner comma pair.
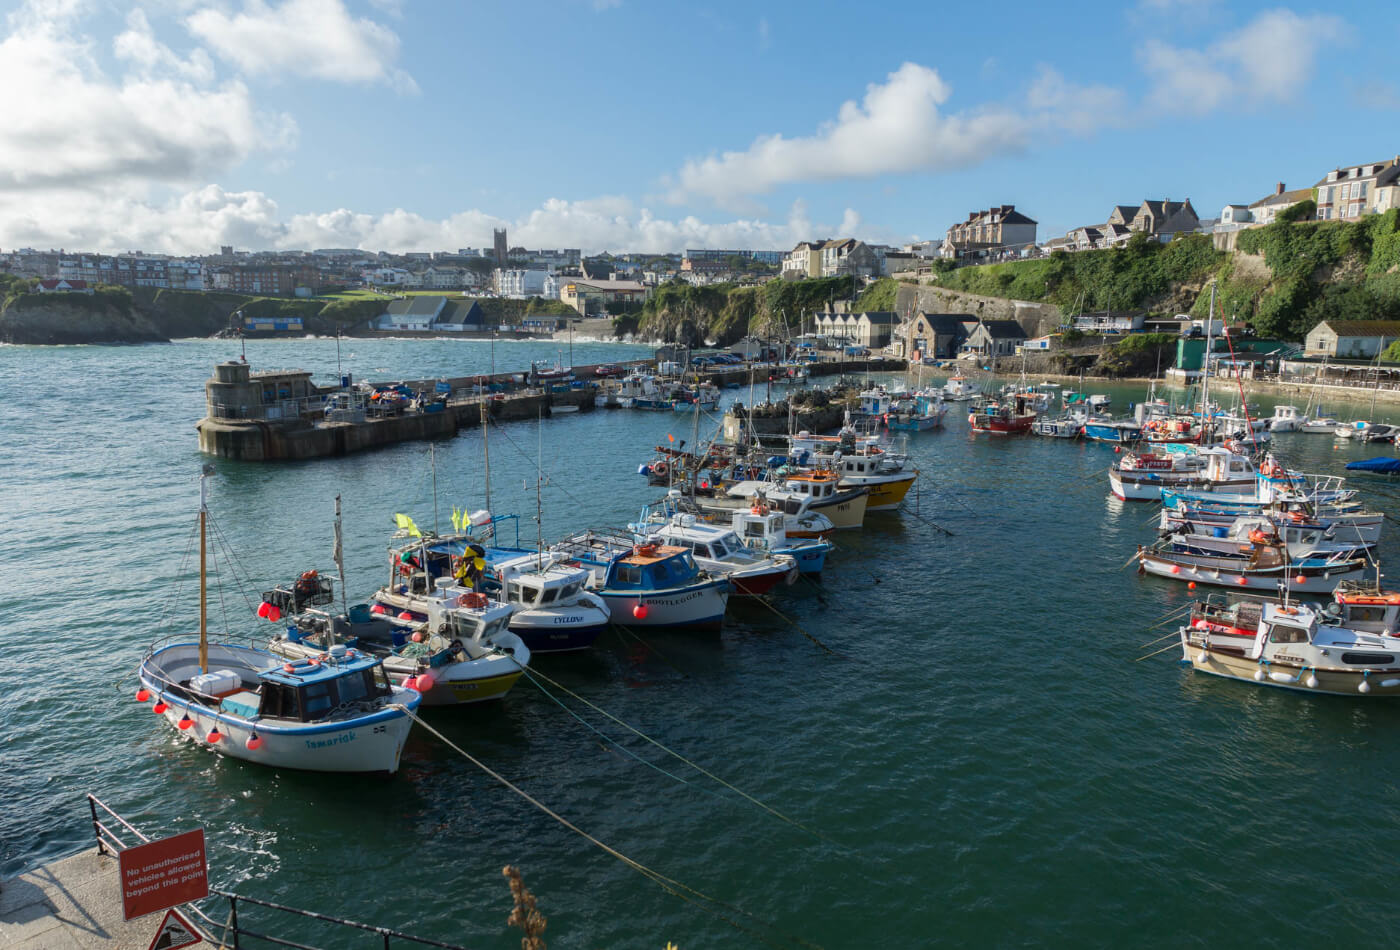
0,296 -> 166,345
895,284 -> 1064,338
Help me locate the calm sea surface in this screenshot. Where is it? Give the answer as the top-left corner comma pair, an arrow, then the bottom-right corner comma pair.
7,337 -> 1400,948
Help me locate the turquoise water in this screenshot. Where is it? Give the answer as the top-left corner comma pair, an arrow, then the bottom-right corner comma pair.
7,339 -> 1400,947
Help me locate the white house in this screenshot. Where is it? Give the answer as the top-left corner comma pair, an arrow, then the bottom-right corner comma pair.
494,268 -> 548,296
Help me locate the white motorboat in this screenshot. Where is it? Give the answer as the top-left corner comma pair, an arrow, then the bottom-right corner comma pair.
1299,415 -> 1340,433
942,375 -> 980,401
1180,584 -> 1400,696
632,510 -> 797,595
550,533 -> 731,630
1269,405 -> 1304,432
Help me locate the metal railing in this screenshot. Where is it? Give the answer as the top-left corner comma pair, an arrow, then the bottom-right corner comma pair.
85,794 -> 469,950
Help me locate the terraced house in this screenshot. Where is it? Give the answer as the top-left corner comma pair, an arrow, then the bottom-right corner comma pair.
1315,157 -> 1400,221
942,205 -> 1037,261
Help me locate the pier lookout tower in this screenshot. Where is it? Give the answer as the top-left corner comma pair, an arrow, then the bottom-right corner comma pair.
203,360 -> 317,422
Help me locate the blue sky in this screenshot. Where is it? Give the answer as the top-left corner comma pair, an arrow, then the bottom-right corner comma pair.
0,0 -> 1395,254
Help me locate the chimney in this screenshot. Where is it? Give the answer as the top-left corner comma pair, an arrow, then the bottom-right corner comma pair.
1276,182 -> 1285,195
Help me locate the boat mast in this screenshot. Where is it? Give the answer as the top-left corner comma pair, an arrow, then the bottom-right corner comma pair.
479,377 -> 492,512
333,494 -> 348,620
430,441 -> 439,536
1201,282 -> 1215,442
199,464 -> 212,674
536,402 -> 545,566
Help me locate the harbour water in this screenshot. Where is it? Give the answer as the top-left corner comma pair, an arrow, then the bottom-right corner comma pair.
8,337 -> 1400,947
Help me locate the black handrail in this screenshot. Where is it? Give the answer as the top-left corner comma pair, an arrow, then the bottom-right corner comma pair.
84,794 -> 470,950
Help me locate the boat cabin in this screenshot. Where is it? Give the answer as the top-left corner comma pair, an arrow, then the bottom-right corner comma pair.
781,472 -> 843,499
492,555 -> 591,609
1201,449 -> 1256,483
730,509 -> 790,551
603,545 -> 703,591
643,514 -> 751,562
253,652 -> 390,723
1333,587 -> 1400,635
857,389 -> 895,416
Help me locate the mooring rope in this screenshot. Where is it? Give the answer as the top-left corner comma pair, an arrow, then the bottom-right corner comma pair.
512,661 -> 835,844
396,705 -> 823,950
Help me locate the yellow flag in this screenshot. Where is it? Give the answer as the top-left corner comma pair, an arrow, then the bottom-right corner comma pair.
394,513 -> 421,537
450,507 -> 461,532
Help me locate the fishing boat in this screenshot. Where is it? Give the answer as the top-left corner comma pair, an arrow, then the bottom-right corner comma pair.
1269,405 -> 1305,432
1299,414 -> 1340,434
373,532 -> 609,654
1109,447 -> 1257,502
1346,456 -> 1400,475
1160,498 -> 1384,549
886,392 -> 948,431
550,533 -> 730,630
1179,583 -> 1400,696
136,469 -> 419,773
942,375 -> 980,401
1083,417 -> 1143,444
631,509 -> 798,596
1031,413 -> 1083,438
735,470 -> 869,529
273,581 -> 531,706
1162,514 -> 1370,561
968,398 -> 1036,435
1136,538 -> 1367,594
852,387 -> 897,421
728,507 -> 833,574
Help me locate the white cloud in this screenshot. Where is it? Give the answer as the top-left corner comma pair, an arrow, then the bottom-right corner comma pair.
0,1 -> 293,193
186,0 -> 417,92
0,183 -> 863,255
1139,9 -> 1347,113
667,62 -> 1030,207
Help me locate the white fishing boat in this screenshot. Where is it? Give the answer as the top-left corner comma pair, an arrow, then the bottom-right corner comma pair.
1163,514 -> 1370,561
1109,446 -> 1257,502
1180,583 -> 1400,696
631,509 -> 798,595
942,375 -> 980,401
276,583 -> 530,706
1269,405 -> 1304,432
1136,538 -> 1367,594
728,507 -> 833,574
136,471 -> 419,773
1299,414 -> 1340,433
1031,414 -> 1083,438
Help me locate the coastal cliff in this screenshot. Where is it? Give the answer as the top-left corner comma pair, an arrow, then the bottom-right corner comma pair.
0,289 -> 165,344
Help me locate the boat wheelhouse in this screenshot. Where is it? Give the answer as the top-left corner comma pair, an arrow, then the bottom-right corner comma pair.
550,533 -> 730,630
631,510 -> 798,596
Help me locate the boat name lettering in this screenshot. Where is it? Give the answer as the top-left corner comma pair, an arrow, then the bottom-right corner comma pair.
305,731 -> 355,749
553,616 -> 583,624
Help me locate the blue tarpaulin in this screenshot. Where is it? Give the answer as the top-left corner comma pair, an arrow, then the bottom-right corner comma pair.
1346,456 -> 1400,474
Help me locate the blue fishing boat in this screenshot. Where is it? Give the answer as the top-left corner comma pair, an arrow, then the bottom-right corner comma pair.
1346,456 -> 1400,474
1083,418 -> 1143,443
550,531 -> 730,630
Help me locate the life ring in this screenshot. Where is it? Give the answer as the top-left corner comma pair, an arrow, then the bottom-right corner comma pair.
1288,511 -> 1307,523
652,461 -> 668,477
634,543 -> 658,558
460,591 -> 489,609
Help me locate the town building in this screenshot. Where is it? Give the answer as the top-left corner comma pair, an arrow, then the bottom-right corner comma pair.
819,239 -> 879,278
782,241 -> 827,279
683,249 -> 784,266
214,264 -> 320,296
374,296 -> 448,331
942,206 -> 1038,261
961,319 -> 1027,357
1072,310 -> 1146,334
811,311 -> 901,348
1304,320 -> 1400,359
559,278 -> 648,316
494,268 -> 549,296
35,279 -> 93,294
1315,157 -> 1400,221
1248,183 -> 1314,225
900,312 -> 974,359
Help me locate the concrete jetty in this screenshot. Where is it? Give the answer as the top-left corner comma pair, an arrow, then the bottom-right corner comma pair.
1,847 -> 210,948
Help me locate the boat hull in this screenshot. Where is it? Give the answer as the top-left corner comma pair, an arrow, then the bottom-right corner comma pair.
968,412 -> 1035,434
1179,638 -> 1400,697
1138,552 -> 1366,593
507,609 -> 609,653
597,579 -> 730,630
808,489 -> 869,529
842,474 -> 915,512
1109,471 -> 1256,502
138,643 -> 418,773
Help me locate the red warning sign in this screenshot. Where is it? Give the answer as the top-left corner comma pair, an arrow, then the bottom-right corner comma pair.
119,828 -> 209,921
147,907 -> 202,950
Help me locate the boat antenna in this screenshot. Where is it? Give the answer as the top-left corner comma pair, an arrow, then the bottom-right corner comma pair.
198,463 -> 213,675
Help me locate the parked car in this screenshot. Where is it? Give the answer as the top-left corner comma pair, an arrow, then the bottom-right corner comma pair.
594,363 -> 624,378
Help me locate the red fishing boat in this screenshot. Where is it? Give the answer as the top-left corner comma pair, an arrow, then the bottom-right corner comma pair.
968,398 -> 1036,435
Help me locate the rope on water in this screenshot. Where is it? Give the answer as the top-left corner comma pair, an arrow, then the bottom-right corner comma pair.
396,704 -> 823,950
513,662 -> 837,845
609,622 -> 691,677
743,592 -> 848,659
1134,639 -> 1185,663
